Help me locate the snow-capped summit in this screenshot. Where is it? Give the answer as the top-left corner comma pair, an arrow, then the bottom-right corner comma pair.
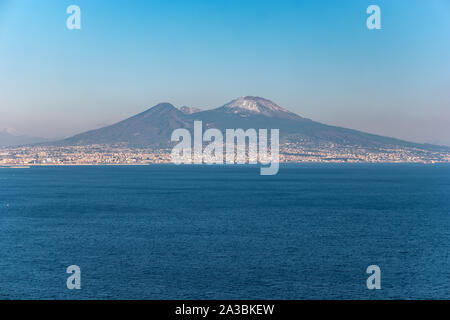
219,96 -> 302,120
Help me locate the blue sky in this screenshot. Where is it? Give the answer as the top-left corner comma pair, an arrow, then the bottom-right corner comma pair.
0,0 -> 449,145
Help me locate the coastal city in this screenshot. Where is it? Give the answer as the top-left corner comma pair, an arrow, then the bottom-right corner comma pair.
1,143 -> 449,167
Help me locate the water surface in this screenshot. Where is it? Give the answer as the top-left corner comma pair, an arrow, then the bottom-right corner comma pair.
0,164 -> 449,299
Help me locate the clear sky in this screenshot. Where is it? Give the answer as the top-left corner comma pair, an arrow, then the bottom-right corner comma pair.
1,0 -> 449,145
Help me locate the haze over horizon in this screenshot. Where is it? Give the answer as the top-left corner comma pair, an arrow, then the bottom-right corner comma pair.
1,0 -> 449,145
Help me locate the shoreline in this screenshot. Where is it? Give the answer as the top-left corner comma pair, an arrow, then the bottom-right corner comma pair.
1,161 -> 450,168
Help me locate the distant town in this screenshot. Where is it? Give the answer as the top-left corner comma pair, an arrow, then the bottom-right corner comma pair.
1,143 -> 449,167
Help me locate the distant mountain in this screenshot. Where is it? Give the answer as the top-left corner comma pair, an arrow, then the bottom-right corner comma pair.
0,129 -> 50,147
48,96 -> 449,152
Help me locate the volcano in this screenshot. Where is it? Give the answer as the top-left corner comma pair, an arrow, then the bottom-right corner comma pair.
48,96 -> 448,152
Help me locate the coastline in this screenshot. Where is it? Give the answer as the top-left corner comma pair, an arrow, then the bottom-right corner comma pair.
1,161 -> 450,169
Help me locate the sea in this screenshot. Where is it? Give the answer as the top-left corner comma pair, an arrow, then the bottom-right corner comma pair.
0,164 -> 449,299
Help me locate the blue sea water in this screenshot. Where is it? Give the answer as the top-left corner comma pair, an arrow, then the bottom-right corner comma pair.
0,164 -> 449,299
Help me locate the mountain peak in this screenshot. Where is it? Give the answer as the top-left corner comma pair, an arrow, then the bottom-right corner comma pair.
150,102 -> 177,111
126,102 -> 183,123
224,96 -> 288,113
219,96 -> 303,120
